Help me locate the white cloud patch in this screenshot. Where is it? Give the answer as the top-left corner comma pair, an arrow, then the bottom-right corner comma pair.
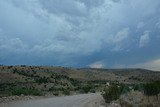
137,22 -> 145,29
89,61 -> 105,68
129,59 -> 160,71
40,0 -> 87,16
105,28 -> 130,51
0,37 -> 27,53
139,31 -> 150,48
113,28 -> 129,43
156,20 -> 160,29
0,37 -> 28,60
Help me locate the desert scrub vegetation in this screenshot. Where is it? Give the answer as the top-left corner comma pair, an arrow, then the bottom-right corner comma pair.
102,82 -> 160,106
102,84 -> 121,103
143,81 -> 160,100
119,99 -> 133,107
0,82 -> 43,97
62,90 -> 70,95
80,84 -> 94,93
2,65 -> 160,100
11,87 -> 42,96
102,83 -> 132,104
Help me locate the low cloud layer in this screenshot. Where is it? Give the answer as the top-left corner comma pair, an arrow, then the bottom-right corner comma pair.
129,59 -> 160,71
89,61 -> 105,68
0,0 -> 160,70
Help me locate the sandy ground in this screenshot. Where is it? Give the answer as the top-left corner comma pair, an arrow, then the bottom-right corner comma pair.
0,93 -> 105,107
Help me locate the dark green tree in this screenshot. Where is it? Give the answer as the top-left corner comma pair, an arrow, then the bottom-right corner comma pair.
144,82 -> 160,101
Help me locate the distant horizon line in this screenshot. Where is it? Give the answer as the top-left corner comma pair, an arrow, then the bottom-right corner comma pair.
0,64 -> 157,71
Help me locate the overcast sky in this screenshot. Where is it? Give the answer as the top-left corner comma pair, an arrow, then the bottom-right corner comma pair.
0,0 -> 160,71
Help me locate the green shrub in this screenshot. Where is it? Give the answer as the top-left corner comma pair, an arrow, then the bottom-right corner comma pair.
0,91 -> 12,97
35,77 -> 50,83
119,84 -> 131,94
119,99 -> 133,107
52,92 -> 59,96
103,85 -> 121,103
49,86 -> 65,91
90,89 -> 96,93
143,81 -> 160,100
11,87 -> 42,96
144,83 -> 158,96
81,85 -> 93,93
63,90 -> 70,95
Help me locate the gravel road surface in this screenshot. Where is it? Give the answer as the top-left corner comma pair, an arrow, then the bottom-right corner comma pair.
0,93 -> 105,107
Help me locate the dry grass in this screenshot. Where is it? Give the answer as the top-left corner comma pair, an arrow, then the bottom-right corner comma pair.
120,91 -> 160,107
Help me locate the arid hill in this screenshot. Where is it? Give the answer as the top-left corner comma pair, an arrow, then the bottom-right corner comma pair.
0,65 -> 160,97
1,65 -> 160,83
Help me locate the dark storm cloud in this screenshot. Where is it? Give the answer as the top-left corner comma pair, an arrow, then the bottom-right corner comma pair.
0,0 -> 160,70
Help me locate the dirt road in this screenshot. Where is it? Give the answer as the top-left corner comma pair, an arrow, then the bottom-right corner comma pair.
0,93 -> 105,107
